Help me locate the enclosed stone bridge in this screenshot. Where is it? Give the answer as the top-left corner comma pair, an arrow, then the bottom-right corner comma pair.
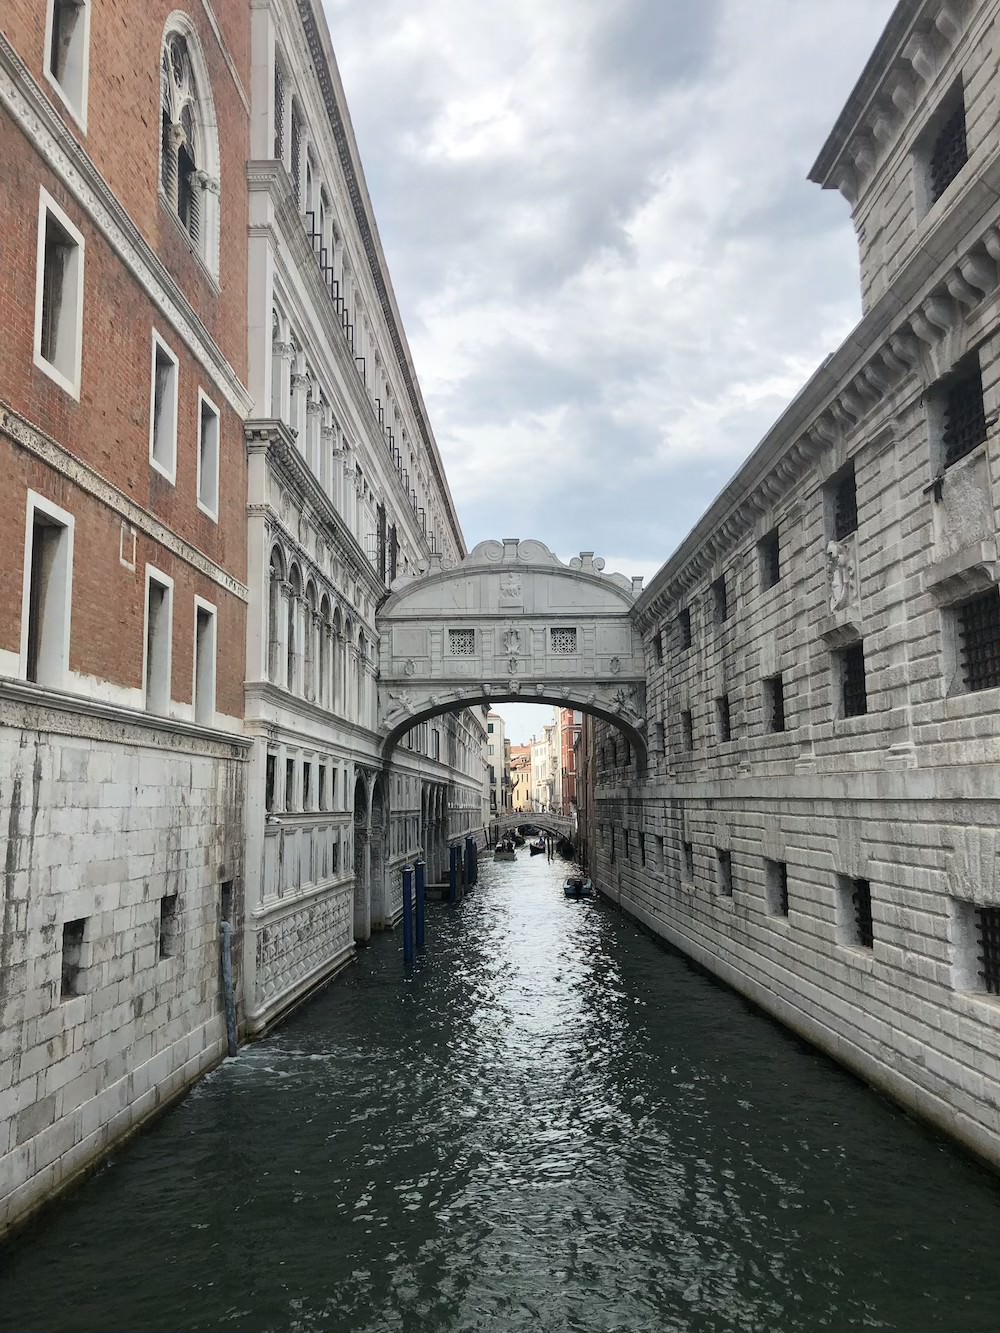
376,538 -> 647,770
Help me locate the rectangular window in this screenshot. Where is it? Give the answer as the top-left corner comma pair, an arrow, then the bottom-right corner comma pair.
758,528 -> 780,590
144,568 -> 173,715
303,761 -> 312,809
715,694 -> 732,743
34,190 -> 85,398
837,874 -> 873,948
682,840 -> 694,880
827,462 -> 858,540
716,849 -> 733,897
765,859 -> 789,916
431,730 -> 440,759
928,91 -> 967,205
45,0 -> 90,126
149,332 -> 179,482
193,600 -> 216,725
655,835 -> 664,869
940,358 -> 987,469
22,494 -> 73,688
265,753 -> 276,813
681,709 -> 694,752
653,631 -> 663,665
318,766 -> 327,809
610,827 -> 615,864
332,841 -> 340,875
550,627 -> 577,654
654,720 -> 665,753
60,917 -> 85,999
448,628 -> 475,656
220,880 -> 233,924
954,590 -> 1000,692
285,757 -> 296,810
197,391 -> 220,518
711,574 -> 728,623
838,640 -> 868,718
639,832 -> 646,867
158,894 -> 178,959
678,607 -> 692,649
487,722 -> 494,733
764,674 -> 786,733
623,829 -> 630,860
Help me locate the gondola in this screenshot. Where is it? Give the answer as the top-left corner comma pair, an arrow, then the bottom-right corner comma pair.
529,838 -> 546,856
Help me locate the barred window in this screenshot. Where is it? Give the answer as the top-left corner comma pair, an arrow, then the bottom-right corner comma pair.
956,590 -> 1000,692
929,96 -> 968,205
678,607 -> 692,649
681,709 -> 694,752
448,629 -> 475,656
942,361 -> 987,468
839,640 -> 867,718
273,62 -> 285,159
766,859 -> 789,916
550,627 -> 577,655
829,463 -> 858,540
712,574 -> 728,623
765,674 -> 785,733
758,528 -> 780,590
851,878 -> 873,948
975,906 -> 1000,996
715,694 -> 732,743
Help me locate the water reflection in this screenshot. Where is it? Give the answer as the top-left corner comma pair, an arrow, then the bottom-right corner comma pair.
1,851 -> 999,1333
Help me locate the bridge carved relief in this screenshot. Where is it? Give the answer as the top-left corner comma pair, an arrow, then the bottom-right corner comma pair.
376,538 -> 647,771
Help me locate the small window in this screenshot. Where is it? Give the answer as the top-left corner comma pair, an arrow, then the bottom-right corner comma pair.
758,528 -> 780,590
928,91 -> 968,206
655,835 -> 664,869
678,607 -> 692,649
197,391 -> 220,518
193,600 -> 216,725
838,875 -> 873,948
681,709 -> 694,752
303,761 -> 312,809
939,357 -> 987,469
487,722 -> 494,733
639,832 -> 646,867
285,757 -> 295,810
715,694 -> 732,744
837,640 -> 867,718
34,191 -> 85,398
954,901 -> 1000,996
623,829 -> 630,860
711,574 -> 728,623
144,569 -> 173,715
318,766 -> 327,808
764,674 -> 786,733
265,752 -> 276,812
716,849 -> 733,897
827,462 -> 858,540
550,627 -> 577,654
448,628 -> 475,656
60,917 -> 86,999
45,0 -> 90,126
332,841 -> 340,874
158,894 -> 178,958
150,333 -> 179,482
955,590 -> 1000,692
654,720 -> 665,753
682,840 -> 694,880
652,631 -> 663,666
220,880 -> 233,923
23,495 -> 73,688
273,61 -> 285,160
765,859 -> 789,916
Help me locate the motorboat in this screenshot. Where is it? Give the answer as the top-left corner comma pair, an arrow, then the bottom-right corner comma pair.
529,839 -> 546,856
563,876 -> 593,899
494,838 -> 517,862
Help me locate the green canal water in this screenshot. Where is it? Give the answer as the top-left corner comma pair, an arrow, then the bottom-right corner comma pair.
2,853 -> 999,1333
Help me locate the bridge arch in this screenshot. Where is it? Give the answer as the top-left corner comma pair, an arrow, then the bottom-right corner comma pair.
376,538 -> 647,773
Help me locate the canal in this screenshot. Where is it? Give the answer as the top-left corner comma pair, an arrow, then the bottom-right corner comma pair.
2,852 -> 999,1333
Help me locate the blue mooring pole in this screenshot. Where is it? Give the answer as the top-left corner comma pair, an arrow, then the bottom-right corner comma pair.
415,859 -> 426,951
402,864 -> 414,968
448,844 -> 458,903
464,835 -> 475,889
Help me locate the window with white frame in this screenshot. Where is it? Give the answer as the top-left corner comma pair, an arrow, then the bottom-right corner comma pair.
193,599 -> 216,725
149,332 -> 178,481
159,24 -> 220,276
34,190 -> 84,398
21,492 -> 74,689
197,390 -> 220,517
144,568 -> 173,715
45,0 -> 90,127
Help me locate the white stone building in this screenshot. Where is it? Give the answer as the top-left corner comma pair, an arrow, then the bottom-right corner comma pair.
486,710 -> 506,814
589,0 -> 1000,1167
240,0 -> 488,1032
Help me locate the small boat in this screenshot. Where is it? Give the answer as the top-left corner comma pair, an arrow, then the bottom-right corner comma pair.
563,877 -> 593,899
510,832 -> 526,847
529,839 -> 546,856
494,838 -> 517,862
556,838 -> 575,859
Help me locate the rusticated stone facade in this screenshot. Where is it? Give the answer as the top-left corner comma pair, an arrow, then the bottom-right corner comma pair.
585,0 -> 1000,1167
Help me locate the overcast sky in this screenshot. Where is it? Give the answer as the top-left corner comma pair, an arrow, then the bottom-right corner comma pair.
323,0 -> 897,742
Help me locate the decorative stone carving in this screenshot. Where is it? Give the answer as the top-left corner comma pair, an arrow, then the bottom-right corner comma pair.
502,628 -> 521,655
609,656 -> 621,674
500,573 -> 521,600
826,539 -> 857,613
403,659 -> 416,676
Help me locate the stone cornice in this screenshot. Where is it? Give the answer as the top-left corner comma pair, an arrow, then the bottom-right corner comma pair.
0,34 -> 253,416
246,418 -> 384,605
0,678 -> 250,756
244,679 -> 381,746
635,200 -> 999,630
2,401 -> 250,602
292,0 -> 466,559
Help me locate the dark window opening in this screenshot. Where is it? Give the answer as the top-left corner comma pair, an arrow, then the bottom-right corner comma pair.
765,674 -> 786,733
976,906 -> 1000,996
220,880 -> 233,924
712,574 -> 728,623
681,710 -> 694,752
957,590 -> 1000,692
831,463 -> 858,540
318,767 -> 327,808
767,859 -> 789,916
302,761 -> 312,808
273,65 -> 284,159
40,212 -> 73,367
716,849 -> 733,897
851,877 -> 873,948
929,96 -> 968,205
840,641 -> 868,718
942,361 -> 987,468
159,894 -> 178,958
716,694 -> 732,744
265,753 -> 276,813
678,607 -> 692,649
61,917 -> 85,999
285,757 -> 295,810
759,528 -> 780,590
653,632 -> 663,665
682,840 -> 694,879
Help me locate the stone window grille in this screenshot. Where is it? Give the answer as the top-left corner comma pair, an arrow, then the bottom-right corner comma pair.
956,590 -> 1000,692
765,674 -> 786,733
448,628 -> 475,656
61,918 -> 85,999
678,607 -> 692,649
716,848 -> 733,897
766,859 -> 789,916
941,360 -> 987,468
711,574 -> 728,623
929,94 -> 968,205
758,528 -> 780,590
550,627 -> 577,655
158,894 -> 178,958
715,694 -> 732,743
975,906 -> 1000,995
830,463 -> 858,539
839,640 -> 868,717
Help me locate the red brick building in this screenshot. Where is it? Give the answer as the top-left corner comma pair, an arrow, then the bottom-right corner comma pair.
0,1 -> 252,1236
559,708 -> 582,816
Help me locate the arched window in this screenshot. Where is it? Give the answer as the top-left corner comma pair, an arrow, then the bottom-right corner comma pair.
287,565 -> 302,691
160,23 -> 220,276
267,546 -> 285,682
